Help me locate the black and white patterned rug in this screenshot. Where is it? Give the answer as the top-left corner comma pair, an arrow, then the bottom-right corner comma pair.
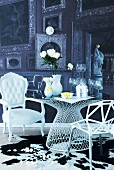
0,135 -> 114,170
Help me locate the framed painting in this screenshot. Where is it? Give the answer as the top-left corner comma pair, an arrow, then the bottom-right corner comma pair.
43,13 -> 62,33
42,0 -> 65,12
0,0 -> 35,53
28,57 -> 35,69
0,58 -> 5,70
6,56 -> 21,69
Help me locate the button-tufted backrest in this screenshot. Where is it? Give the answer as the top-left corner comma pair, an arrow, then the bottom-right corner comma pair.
0,72 -> 28,108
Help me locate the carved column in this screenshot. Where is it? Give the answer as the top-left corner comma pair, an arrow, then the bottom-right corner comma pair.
72,23 -> 85,78
85,32 -> 92,80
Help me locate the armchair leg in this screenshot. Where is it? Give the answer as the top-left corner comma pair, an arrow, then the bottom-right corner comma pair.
99,134 -> 103,156
8,121 -> 12,142
23,125 -> 25,131
3,122 -> 7,134
41,117 -> 45,136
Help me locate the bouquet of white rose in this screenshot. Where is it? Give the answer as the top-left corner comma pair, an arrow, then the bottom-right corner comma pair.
43,77 -> 53,82
40,49 -> 61,74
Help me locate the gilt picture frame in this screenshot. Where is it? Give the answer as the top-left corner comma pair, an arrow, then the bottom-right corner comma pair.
6,56 -> 21,69
28,57 -> 35,70
42,0 -> 65,12
43,13 -> 62,33
0,0 -> 35,53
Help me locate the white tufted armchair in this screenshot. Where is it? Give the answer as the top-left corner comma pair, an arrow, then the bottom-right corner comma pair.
0,72 -> 45,142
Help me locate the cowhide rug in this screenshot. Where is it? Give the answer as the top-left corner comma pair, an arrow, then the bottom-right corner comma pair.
0,135 -> 114,170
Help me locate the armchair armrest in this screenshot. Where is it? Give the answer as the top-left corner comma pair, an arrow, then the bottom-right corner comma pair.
0,99 -> 10,107
25,97 -> 45,116
25,97 -> 42,103
0,99 -> 11,118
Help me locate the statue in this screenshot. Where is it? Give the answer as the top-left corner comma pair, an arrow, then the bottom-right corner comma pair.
93,44 -> 104,76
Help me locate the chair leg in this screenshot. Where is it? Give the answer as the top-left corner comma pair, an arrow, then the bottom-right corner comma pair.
99,134 -> 103,156
41,117 -> 45,136
3,122 -> 7,134
89,134 -> 92,170
67,128 -> 74,156
23,125 -> 25,131
8,121 -> 12,142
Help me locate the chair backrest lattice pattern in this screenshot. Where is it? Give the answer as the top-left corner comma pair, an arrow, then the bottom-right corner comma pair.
85,100 -> 114,133
0,72 -> 28,108
71,129 -> 89,150
69,100 -> 114,152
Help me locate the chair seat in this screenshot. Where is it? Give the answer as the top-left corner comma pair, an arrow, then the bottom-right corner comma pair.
2,108 -> 42,124
72,121 -> 111,135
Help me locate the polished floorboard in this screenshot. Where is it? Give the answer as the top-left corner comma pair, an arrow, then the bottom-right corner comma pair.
0,126 -> 50,145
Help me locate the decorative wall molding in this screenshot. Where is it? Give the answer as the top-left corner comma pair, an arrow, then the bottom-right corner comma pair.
76,0 -> 114,18
76,1 -> 114,31
0,123 -> 52,128
27,57 -> 35,70
0,58 -> 5,70
43,12 -> 62,33
42,0 -> 65,12
76,14 -> 114,31
6,56 -> 21,69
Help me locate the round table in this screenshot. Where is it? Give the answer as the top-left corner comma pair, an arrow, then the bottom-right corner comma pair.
42,96 -> 98,152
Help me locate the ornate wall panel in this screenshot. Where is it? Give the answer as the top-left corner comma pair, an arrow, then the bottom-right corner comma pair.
35,34 -> 66,70
42,0 -> 66,12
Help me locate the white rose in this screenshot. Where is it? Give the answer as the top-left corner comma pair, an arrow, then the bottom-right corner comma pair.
67,63 -> 73,70
43,77 -> 49,82
49,77 -> 53,82
40,51 -> 47,58
47,49 -> 56,57
43,77 -> 53,82
54,52 -> 60,59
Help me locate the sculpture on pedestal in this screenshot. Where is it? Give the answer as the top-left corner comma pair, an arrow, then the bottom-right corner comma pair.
93,44 -> 104,77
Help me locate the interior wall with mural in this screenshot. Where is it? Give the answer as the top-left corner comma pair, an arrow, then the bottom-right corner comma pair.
0,0 -> 76,76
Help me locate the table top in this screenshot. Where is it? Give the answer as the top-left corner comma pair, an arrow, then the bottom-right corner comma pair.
53,96 -> 94,104
27,95 -> 94,105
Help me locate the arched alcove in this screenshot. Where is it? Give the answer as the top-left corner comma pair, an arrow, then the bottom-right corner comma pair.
35,34 -> 66,70
41,42 -> 61,53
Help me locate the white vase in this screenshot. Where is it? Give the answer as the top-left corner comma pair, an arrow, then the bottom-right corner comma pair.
44,81 -> 53,98
52,74 -> 63,96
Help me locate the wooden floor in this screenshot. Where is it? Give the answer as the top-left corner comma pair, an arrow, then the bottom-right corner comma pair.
0,126 -> 50,145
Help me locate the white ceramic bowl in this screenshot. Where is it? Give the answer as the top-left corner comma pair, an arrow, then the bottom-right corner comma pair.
61,92 -> 73,99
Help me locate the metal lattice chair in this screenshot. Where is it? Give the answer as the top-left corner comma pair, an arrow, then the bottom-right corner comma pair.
0,72 -> 45,142
27,75 -> 43,98
68,100 -> 114,170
